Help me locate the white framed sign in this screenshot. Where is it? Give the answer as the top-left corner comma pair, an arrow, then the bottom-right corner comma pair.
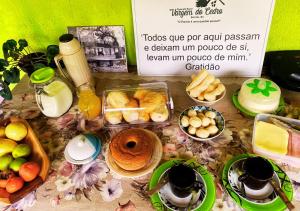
132,0 -> 275,76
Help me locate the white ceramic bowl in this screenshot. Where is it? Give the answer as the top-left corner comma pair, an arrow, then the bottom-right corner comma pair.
179,106 -> 225,141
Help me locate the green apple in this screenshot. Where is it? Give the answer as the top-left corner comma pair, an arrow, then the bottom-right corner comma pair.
0,154 -> 13,171
9,157 -> 27,172
12,144 -> 31,158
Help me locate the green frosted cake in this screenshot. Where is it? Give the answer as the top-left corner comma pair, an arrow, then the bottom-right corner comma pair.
238,78 -> 281,113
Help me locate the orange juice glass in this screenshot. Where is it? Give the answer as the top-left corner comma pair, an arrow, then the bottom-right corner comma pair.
78,84 -> 101,120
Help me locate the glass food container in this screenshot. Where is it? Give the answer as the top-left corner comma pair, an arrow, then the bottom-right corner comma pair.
102,82 -> 173,128
30,67 -> 73,118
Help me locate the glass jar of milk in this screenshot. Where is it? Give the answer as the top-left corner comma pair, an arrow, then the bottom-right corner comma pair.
30,67 -> 73,117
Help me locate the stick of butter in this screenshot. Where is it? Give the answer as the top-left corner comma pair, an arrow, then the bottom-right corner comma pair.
254,121 -> 289,155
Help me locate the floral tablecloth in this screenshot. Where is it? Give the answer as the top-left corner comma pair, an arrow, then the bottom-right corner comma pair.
0,74 -> 300,211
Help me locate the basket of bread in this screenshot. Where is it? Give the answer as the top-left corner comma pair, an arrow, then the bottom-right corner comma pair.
0,117 -> 49,204
102,82 -> 173,128
179,106 -> 225,141
186,69 -> 226,105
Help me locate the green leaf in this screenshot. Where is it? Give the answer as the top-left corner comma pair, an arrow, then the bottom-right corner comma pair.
253,79 -> 260,86
3,68 -> 20,83
0,59 -> 8,71
2,43 -> 9,59
6,39 -> 17,50
261,89 -> 270,97
33,63 -> 46,70
251,88 -> 261,94
0,81 -> 12,100
18,39 -> 28,51
246,82 -> 256,88
9,51 -> 20,60
268,86 -> 277,92
47,45 -> 59,56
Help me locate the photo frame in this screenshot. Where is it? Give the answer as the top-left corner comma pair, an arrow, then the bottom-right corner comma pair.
68,26 -> 128,73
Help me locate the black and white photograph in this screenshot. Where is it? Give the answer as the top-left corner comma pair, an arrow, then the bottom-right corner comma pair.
68,26 -> 128,72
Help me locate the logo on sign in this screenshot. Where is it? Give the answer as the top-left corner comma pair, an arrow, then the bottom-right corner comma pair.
196,0 -> 225,8
169,0 -> 226,22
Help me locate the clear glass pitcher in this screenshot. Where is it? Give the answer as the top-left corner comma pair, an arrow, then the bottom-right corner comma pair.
30,67 -> 73,118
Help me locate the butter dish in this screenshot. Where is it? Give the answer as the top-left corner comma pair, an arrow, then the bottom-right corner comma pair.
253,113 -> 300,167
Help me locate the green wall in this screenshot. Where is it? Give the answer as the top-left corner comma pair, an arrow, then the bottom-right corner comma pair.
0,0 -> 299,66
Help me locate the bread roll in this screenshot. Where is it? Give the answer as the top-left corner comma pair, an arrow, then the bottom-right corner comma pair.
187,109 -> 197,117
138,110 -> 150,122
189,116 -> 202,128
188,126 -> 196,135
198,113 -> 205,119
150,106 -> 169,122
122,99 -> 139,123
181,116 -> 190,127
196,128 -> 210,138
197,92 -> 205,101
140,92 -> 166,113
212,78 -> 221,85
107,91 -> 129,108
134,89 -> 149,100
105,110 -> 123,124
189,75 -> 215,98
206,125 -> 219,135
201,117 -> 211,127
186,69 -> 208,91
206,83 -> 218,92
204,83 -> 225,102
205,111 -> 216,119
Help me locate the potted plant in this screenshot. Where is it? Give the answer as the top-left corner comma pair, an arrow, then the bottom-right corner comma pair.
0,39 -> 59,100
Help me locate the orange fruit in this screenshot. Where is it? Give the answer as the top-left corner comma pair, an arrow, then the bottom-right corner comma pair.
6,177 -> 24,193
19,162 -> 40,182
0,188 -> 10,198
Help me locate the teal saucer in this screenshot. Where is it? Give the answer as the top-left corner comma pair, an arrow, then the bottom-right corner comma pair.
222,154 -> 293,211
232,90 -> 285,118
149,159 -> 216,211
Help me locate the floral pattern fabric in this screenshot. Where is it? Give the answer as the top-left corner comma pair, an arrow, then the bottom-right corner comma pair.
1,78 -> 300,211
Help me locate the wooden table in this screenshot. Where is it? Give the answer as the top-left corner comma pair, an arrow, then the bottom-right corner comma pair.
1,73 -> 300,211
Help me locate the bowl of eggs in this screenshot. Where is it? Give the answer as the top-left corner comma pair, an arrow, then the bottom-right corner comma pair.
186,69 -> 226,105
179,106 -> 225,141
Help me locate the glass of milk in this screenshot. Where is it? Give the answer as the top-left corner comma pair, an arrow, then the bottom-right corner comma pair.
30,67 -> 73,117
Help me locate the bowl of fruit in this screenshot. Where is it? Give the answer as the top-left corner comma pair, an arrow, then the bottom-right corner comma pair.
0,117 -> 49,204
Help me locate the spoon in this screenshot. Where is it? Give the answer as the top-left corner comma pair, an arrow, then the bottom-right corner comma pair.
269,179 -> 295,210
146,176 -> 168,196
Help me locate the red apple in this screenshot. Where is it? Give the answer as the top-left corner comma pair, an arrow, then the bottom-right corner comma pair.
19,162 -> 40,182
6,177 -> 24,193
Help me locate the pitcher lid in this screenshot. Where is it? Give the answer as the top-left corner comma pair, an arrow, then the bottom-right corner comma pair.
59,34 -> 74,43
30,67 -> 55,84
